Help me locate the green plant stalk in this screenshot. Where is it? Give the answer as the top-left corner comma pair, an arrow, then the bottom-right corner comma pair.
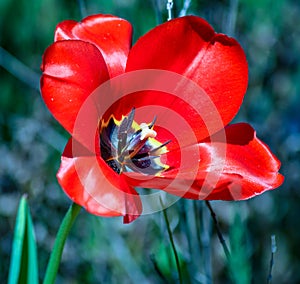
43,202 -> 81,284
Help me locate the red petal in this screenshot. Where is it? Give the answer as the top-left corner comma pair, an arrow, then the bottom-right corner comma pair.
125,123 -> 283,200
57,138 -> 142,223
125,16 -> 248,140
55,14 -> 132,78
40,40 -> 110,135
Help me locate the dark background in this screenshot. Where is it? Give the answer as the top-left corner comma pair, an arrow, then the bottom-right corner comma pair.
0,0 -> 299,283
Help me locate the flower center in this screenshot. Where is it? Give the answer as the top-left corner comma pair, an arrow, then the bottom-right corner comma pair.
100,108 -> 170,175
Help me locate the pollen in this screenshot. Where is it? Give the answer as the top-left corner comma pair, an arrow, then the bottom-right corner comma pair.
139,123 -> 157,140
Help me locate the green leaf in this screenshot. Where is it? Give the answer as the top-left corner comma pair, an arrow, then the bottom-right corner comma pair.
8,195 -> 39,284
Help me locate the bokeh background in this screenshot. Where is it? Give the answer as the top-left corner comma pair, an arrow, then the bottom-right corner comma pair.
0,0 -> 299,283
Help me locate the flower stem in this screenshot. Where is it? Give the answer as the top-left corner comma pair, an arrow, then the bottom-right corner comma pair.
205,201 -> 231,260
161,200 -> 182,284
43,202 -> 81,284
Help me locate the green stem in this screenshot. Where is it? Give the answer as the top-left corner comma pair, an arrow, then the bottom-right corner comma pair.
160,199 -> 182,284
43,203 -> 81,284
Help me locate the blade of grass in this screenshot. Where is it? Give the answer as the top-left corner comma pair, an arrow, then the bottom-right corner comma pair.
0,46 -> 40,91
150,254 -> 169,283
229,211 -> 251,284
267,235 -> 277,284
198,201 -> 212,284
8,195 -> 39,284
26,204 -> 39,283
205,201 -> 231,259
8,196 -> 27,284
160,198 -> 182,284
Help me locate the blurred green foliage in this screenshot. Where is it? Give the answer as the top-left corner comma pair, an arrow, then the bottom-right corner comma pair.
1,0 -> 299,283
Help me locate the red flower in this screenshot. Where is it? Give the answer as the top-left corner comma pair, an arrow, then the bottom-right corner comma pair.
40,14 -> 283,223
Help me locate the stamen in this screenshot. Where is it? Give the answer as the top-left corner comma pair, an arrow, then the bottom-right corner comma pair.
140,123 -> 157,140
118,108 -> 135,153
148,116 -> 157,129
100,110 -> 170,175
149,140 -> 171,155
